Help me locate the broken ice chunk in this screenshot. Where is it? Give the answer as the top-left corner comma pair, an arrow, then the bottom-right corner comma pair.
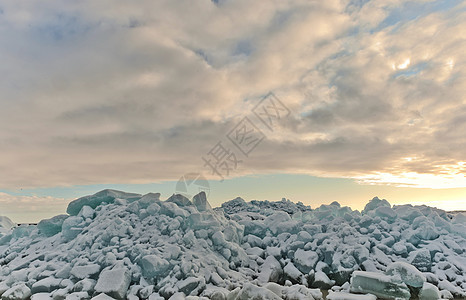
234,283 -> 281,300
362,197 -> 391,214
30,293 -> 52,300
61,216 -> 85,241
166,194 -> 192,207
138,193 -> 161,209
192,192 -> 211,212
284,262 -> 303,283
91,294 -> 116,300
257,256 -> 282,284
350,271 -> 411,300
139,255 -> 170,281
78,205 -> 95,219
0,216 -> 15,232
31,277 -> 62,293
313,270 -> 336,289
327,291 -> 376,300
375,206 -> 397,222
2,283 -> 31,300
294,249 -> 319,274
283,285 -> 323,299
175,277 -> 205,295
159,202 -> 189,218
70,264 -> 101,280
94,268 -> 131,300
419,282 -> 441,300
37,215 -> 68,237
409,248 -> 432,272
264,211 -> 299,235
67,189 -> 141,215
385,261 -> 426,288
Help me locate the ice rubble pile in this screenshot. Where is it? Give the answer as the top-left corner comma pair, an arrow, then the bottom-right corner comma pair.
0,190 -> 464,300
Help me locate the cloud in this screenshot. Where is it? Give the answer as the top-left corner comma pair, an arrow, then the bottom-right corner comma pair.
0,0 -> 465,189
0,192 -> 68,223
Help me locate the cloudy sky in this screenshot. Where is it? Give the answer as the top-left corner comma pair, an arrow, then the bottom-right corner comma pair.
1,0 -> 465,222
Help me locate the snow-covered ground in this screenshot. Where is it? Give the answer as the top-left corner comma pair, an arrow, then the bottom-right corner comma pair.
0,189 -> 465,300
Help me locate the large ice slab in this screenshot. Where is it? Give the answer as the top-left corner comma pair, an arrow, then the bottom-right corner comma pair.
350,271 -> 411,300
67,189 -> 141,215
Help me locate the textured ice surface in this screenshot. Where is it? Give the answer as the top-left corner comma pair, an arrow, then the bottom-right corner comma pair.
257,256 -> 282,284
419,282 -> 441,300
37,215 -> 68,237
0,216 -> 15,232
0,192 -> 464,299
139,255 -> 170,281
2,283 -> 31,300
385,261 -> 426,288
327,291 -> 376,300
66,189 -> 141,216
350,271 -> 411,300
192,192 -> 211,212
94,268 -> 131,300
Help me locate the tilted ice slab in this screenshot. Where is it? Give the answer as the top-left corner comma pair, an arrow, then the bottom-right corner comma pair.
0,215 -> 15,243
0,191 -> 464,300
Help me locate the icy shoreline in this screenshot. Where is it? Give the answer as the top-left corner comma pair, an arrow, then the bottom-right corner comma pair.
0,190 -> 465,299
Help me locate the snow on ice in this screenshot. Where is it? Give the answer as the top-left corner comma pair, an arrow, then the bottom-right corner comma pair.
0,190 -> 465,299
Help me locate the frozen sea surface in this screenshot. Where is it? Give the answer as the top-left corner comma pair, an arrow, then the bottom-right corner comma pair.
0,189 -> 465,299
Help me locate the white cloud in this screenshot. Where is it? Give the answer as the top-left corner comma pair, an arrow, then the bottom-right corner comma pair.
0,0 -> 465,189
0,192 -> 68,223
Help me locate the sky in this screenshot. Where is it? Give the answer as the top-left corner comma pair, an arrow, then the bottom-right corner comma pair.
0,0 -> 465,223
